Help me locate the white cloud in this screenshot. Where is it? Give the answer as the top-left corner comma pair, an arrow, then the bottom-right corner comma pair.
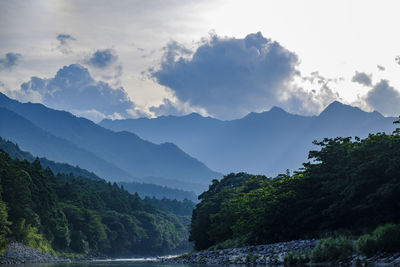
150,32 -> 345,118
15,64 -> 138,122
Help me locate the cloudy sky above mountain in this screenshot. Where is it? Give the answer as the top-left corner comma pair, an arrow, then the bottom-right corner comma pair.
0,0 -> 400,121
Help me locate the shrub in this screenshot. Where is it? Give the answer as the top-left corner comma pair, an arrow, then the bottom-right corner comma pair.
207,238 -> 244,250
311,236 -> 354,263
356,224 -> 400,255
16,219 -> 54,255
284,251 -> 310,265
356,234 -> 378,256
373,224 -> 400,252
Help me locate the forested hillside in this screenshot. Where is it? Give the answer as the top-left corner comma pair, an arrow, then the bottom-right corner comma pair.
0,137 -> 197,201
0,150 -> 193,256
190,123 -> 400,250
0,137 -> 101,181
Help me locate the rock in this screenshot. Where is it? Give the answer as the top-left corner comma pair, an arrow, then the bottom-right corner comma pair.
0,242 -> 67,264
160,239 -> 317,265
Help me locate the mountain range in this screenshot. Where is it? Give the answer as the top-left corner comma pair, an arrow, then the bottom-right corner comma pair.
100,101 -> 397,176
2,89 -> 397,190
0,92 -> 220,192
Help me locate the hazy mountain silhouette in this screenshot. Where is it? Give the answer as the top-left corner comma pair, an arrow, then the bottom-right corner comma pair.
0,106 -> 135,181
0,136 -> 102,180
0,137 -> 197,200
0,92 -> 221,192
100,101 -> 397,176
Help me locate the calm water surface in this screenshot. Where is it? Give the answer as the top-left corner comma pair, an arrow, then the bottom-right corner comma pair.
1,260 -> 219,267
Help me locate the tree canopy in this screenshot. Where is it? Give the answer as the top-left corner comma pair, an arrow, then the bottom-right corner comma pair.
0,149 -> 193,256
190,126 -> 400,250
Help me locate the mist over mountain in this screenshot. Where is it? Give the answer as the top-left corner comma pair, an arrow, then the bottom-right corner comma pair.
100,101 -> 397,176
0,92 -> 221,192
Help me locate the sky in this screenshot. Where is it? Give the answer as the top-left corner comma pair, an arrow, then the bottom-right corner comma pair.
1,0 -> 400,122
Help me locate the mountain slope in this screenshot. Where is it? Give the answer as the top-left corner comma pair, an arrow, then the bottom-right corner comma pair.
0,137 -> 197,200
0,107 -> 133,181
0,149 -> 192,256
0,92 -> 220,190
100,102 -> 397,176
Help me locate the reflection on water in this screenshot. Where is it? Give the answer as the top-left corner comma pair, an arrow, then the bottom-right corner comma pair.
1,261 -> 208,267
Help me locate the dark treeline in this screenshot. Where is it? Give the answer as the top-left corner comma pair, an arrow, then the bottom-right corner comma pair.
0,137 -> 101,181
120,182 -> 197,202
190,125 -> 400,250
0,150 -> 193,256
0,137 -> 197,201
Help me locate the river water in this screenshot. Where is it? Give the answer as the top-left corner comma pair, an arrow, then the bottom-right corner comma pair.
1,260 -> 213,267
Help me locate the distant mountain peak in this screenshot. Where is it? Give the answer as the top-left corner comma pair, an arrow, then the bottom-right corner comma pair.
269,106 -> 286,113
187,112 -> 203,118
319,101 -> 384,120
242,106 -> 289,121
320,101 -> 358,116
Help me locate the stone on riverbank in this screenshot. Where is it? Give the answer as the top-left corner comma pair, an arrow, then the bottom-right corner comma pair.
161,239 -> 317,265
0,242 -> 67,264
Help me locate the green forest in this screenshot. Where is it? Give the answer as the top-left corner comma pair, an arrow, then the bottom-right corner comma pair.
2,122 -> 400,258
190,124 -> 400,251
0,149 -> 194,256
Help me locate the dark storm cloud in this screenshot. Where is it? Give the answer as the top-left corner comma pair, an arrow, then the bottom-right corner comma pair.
150,32 -> 300,119
365,79 -> 400,116
352,71 -> 372,87
20,64 -> 135,121
0,52 -> 22,70
84,49 -> 118,68
56,34 -> 76,54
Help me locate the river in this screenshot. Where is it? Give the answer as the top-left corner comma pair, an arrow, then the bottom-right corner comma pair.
0,260 -> 213,267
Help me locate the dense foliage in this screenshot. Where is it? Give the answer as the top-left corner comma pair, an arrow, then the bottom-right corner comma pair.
190,128 -> 400,250
0,150 -> 193,256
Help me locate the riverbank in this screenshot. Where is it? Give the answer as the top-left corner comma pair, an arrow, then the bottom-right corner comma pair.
0,242 -> 68,264
160,239 -> 317,265
160,239 -> 400,266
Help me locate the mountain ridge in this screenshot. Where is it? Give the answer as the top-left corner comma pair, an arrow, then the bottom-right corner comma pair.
100,102 -> 397,176
0,92 -> 221,192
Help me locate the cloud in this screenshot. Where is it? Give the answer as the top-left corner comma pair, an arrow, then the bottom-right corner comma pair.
84,49 -> 118,68
83,49 -> 123,84
0,52 -> 22,70
285,82 -> 341,115
150,32 -> 301,119
377,65 -> 385,71
352,71 -> 372,86
149,98 -> 208,117
19,64 -> 136,122
301,71 -> 343,84
365,79 -> 400,116
56,34 -> 76,54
